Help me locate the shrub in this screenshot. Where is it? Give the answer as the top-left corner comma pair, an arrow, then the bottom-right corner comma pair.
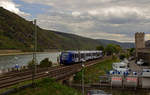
112,55 -> 118,60
27,60 -> 35,68
119,54 -> 126,60
39,58 -> 52,68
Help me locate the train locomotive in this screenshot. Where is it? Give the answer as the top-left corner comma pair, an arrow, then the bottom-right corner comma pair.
60,50 -> 103,65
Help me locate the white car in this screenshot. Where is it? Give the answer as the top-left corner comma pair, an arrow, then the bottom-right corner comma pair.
137,59 -> 144,65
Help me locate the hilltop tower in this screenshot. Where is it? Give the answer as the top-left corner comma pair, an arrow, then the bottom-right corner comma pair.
135,32 -> 145,57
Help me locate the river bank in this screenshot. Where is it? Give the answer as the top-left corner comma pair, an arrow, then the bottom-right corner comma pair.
0,50 -> 60,56
0,52 -> 60,70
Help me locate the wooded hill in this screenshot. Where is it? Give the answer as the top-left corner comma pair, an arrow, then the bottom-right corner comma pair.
0,7 -> 100,51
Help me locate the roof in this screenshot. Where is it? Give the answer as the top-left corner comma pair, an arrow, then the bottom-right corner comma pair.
138,48 -> 150,53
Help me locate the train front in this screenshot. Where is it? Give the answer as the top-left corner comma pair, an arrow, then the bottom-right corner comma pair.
60,52 -> 73,65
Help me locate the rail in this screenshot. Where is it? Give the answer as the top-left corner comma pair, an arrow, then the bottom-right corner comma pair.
0,56 -> 111,90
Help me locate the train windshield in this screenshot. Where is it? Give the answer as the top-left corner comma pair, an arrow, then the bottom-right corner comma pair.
62,53 -> 69,60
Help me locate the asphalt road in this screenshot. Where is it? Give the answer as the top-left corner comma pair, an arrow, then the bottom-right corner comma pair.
129,60 -> 142,75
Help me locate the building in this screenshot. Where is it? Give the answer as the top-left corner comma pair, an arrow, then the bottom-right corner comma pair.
135,32 -> 150,65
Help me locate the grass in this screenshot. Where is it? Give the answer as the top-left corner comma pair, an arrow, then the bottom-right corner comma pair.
74,57 -> 119,83
0,79 -> 33,93
11,78 -> 81,95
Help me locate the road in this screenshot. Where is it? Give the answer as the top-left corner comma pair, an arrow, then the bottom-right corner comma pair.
129,60 -> 142,72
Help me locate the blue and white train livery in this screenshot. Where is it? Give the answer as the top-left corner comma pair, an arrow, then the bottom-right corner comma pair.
60,50 -> 103,65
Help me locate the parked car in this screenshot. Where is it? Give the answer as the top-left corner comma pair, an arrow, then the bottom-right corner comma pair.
136,59 -> 144,65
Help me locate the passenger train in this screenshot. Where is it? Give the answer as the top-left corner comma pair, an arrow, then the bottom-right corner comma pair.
60,50 -> 103,65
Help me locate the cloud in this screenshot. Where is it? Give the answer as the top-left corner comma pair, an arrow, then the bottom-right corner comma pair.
72,11 -> 81,17
19,0 -> 150,42
0,0 -> 30,17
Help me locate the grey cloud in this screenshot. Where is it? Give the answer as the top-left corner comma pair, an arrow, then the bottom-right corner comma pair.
20,0 -> 150,42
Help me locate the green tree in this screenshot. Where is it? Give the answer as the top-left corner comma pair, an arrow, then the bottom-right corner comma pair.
39,58 -> 52,68
129,48 -> 135,56
119,54 -> 126,60
105,44 -> 121,55
96,45 -> 104,51
96,45 -> 105,55
115,45 -> 122,54
27,60 -> 35,69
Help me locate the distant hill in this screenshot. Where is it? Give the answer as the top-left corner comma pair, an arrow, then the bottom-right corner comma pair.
146,40 -> 150,48
0,7 -> 100,51
96,39 -> 135,49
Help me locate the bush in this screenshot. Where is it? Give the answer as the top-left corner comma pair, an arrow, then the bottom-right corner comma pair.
112,55 -> 118,60
39,58 -> 52,68
96,45 -> 104,51
27,60 -> 35,68
119,54 -> 126,60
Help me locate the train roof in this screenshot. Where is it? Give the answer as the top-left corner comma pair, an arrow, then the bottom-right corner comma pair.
61,50 -> 102,54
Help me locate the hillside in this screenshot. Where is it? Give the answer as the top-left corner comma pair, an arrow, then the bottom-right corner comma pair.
0,7 -> 100,51
96,39 -> 135,49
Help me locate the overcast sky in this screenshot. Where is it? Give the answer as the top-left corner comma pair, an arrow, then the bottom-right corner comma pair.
0,0 -> 150,42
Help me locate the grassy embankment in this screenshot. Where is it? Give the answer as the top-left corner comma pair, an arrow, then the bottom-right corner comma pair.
74,57 -> 119,83
9,78 -> 81,95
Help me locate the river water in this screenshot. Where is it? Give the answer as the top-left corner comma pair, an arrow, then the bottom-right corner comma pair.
0,52 -> 60,70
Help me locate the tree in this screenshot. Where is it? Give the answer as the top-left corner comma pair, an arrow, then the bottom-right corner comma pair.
129,48 -> 135,56
105,44 -> 121,55
96,45 -> 105,55
115,45 -> 122,54
27,60 -> 35,69
96,45 -> 104,51
39,58 -> 52,68
119,54 -> 126,60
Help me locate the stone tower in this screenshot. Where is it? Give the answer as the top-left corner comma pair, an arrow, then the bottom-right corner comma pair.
135,32 -> 145,57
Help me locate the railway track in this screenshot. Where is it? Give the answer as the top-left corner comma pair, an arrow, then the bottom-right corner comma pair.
0,56 -> 111,90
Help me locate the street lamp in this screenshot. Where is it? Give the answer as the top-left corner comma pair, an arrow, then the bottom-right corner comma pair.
82,62 -> 85,95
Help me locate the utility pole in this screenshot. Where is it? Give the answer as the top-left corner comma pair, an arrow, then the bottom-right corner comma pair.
82,62 -> 85,95
32,19 -> 37,86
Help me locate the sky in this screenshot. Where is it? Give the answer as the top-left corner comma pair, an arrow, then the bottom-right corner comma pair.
0,0 -> 150,42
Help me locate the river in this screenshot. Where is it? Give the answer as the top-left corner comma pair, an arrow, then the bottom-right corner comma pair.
0,52 -> 60,70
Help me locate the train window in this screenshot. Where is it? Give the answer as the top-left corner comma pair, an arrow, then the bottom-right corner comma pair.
72,54 -> 75,58
62,53 -> 69,59
75,54 -> 79,58
89,53 -> 92,56
81,54 -> 84,58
